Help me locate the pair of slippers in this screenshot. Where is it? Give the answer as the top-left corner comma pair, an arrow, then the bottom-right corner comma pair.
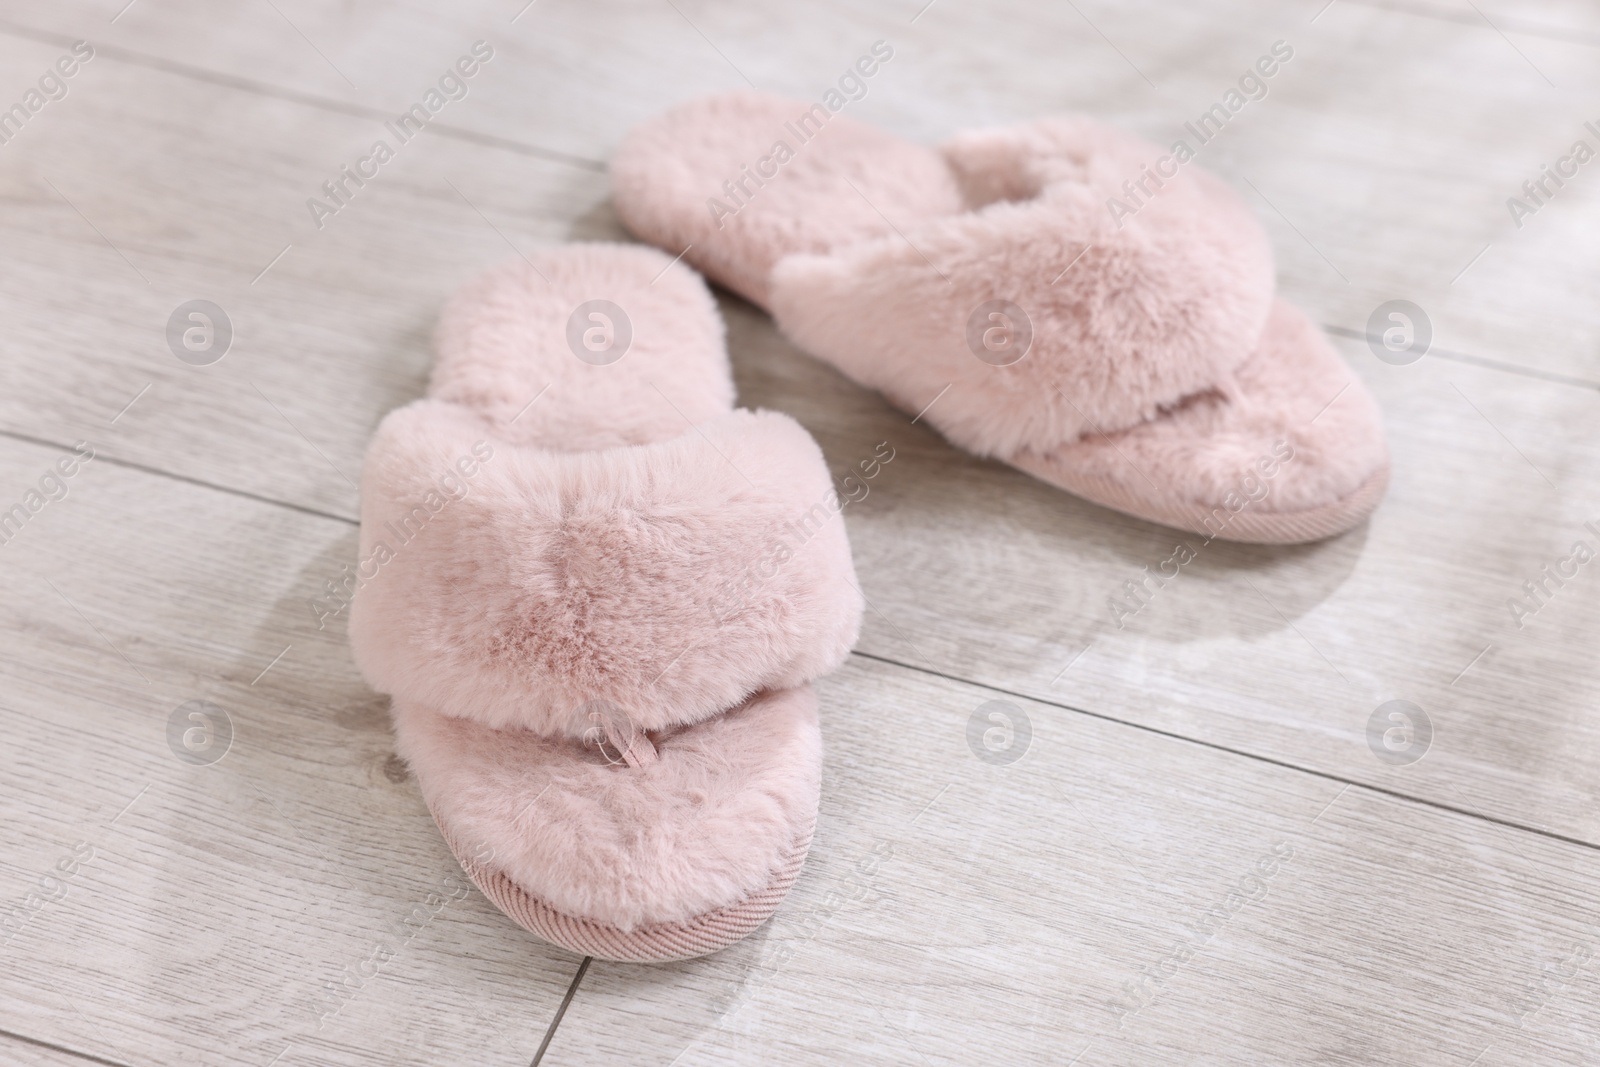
348,93 -> 1388,963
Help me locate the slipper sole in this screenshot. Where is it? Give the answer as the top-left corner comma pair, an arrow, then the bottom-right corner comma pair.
440,815 -> 814,963
1014,453 -> 1390,545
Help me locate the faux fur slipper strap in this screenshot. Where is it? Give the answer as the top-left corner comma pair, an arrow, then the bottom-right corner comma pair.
349,398 -> 862,744
780,116 -> 1280,460
612,94 -> 1277,457
770,116 -> 1278,463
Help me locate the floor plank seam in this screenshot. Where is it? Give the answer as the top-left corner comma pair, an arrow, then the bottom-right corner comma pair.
1322,325 -> 1600,393
0,1027 -> 134,1067
2,423 -> 1586,857
1,423 -> 1588,857
8,310 -> 1599,539
0,427 -> 358,527
848,649 -> 1600,853
1345,0 -> 1600,49
529,956 -> 591,1067
0,18 -> 607,172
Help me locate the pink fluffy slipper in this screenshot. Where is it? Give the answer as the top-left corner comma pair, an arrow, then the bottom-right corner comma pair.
348,244 -> 863,961
611,92 -> 1388,543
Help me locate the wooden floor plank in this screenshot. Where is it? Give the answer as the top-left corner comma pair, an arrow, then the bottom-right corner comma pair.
539,655 -> 1600,1067
0,435 -> 579,1066
0,30 -> 604,521
7,0 -> 1600,385
719,283 -> 1600,847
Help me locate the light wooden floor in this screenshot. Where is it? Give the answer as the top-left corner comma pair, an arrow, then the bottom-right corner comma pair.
2,0 -> 1598,1063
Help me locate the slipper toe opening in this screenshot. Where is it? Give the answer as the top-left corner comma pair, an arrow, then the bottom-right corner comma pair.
392,686 -> 822,939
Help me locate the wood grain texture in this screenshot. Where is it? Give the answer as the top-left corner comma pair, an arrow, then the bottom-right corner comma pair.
7,0 -> 1600,384
542,656 -> 1600,1067
0,1031 -> 117,1067
0,435 -> 581,1066
0,0 -> 1595,1064
0,26 -> 610,522
736,317 -> 1600,846
0,1 -> 1591,845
